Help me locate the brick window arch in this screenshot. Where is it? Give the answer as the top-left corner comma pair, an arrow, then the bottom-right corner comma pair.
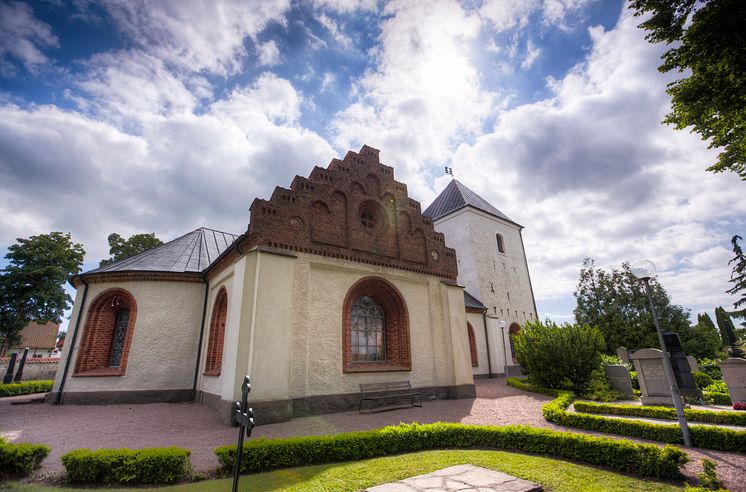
343,277 -> 410,373
74,288 -> 137,377
467,322 -> 478,367
204,287 -> 228,376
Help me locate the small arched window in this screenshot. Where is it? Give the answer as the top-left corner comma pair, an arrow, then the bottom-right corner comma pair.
496,233 -> 505,254
467,322 -> 478,367
204,288 -> 228,376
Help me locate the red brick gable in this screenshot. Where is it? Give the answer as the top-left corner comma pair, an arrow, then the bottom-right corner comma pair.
247,145 -> 458,280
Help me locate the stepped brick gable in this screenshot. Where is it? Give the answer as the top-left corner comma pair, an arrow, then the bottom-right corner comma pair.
247,145 -> 458,280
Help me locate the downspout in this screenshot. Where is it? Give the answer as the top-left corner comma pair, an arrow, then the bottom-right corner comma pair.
55,276 -> 88,405
481,309 -> 493,378
499,321 -> 508,376
192,275 -> 210,401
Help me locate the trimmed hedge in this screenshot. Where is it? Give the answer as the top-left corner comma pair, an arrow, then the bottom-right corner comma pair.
0,437 -> 51,477
573,401 -> 746,426
507,378 -> 746,453
61,447 -> 191,484
215,422 -> 688,480
0,380 -> 53,397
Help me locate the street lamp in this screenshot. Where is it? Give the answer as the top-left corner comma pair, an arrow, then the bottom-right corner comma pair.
630,260 -> 692,447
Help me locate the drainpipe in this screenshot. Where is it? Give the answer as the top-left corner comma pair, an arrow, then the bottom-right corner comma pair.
481,309 -> 493,378
192,276 -> 210,401
56,276 -> 88,404
499,319 -> 508,376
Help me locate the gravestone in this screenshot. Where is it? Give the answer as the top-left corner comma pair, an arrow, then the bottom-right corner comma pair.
616,347 -> 630,364
2,353 -> 17,385
719,358 -> 746,404
663,332 -> 702,398
630,349 -> 673,406
604,365 -> 635,399
687,356 -> 699,373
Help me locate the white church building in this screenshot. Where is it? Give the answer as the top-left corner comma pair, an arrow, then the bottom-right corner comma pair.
50,146 -> 536,424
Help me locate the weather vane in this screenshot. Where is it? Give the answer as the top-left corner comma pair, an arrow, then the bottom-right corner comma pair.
444,166 -> 454,177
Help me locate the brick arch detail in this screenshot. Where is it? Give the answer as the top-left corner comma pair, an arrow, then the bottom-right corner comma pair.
204,287 -> 228,376
74,288 -> 137,377
467,322 -> 478,367
342,276 -> 411,373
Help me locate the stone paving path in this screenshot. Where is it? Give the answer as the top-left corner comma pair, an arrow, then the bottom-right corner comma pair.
1,379 -> 744,490
366,465 -> 542,492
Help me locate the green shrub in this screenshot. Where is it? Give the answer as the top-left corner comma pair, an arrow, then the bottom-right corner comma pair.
214,422 -> 688,480
703,391 -> 732,405
573,401 -> 746,426
0,380 -> 53,397
629,371 -> 640,390
580,367 -> 621,402
0,437 -> 51,477
692,371 -> 715,390
61,447 -> 190,484
513,320 -> 605,390
697,458 -> 724,490
697,359 -> 723,380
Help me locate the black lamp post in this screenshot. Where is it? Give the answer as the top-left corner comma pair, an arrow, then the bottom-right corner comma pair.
630,260 -> 692,448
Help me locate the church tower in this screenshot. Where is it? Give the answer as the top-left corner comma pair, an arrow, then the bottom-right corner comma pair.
424,179 -> 537,375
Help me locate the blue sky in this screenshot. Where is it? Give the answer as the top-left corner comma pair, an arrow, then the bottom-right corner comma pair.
1,0 -> 744,331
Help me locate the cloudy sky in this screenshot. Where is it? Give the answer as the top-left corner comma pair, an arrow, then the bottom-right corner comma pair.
1,0 -> 744,329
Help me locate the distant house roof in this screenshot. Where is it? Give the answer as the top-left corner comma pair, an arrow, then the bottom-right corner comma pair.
464,291 -> 486,311
84,227 -> 239,275
423,179 -> 520,227
16,322 -> 59,349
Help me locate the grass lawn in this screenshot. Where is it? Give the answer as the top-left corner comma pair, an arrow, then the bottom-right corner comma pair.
5,449 -> 686,491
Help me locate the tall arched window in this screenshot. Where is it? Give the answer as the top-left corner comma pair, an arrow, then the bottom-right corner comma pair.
467,322 -> 478,367
204,287 -> 228,375
508,322 -> 521,363
496,233 -> 505,254
343,277 -> 410,372
74,288 -> 137,376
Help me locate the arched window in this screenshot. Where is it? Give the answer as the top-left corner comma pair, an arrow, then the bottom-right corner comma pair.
204,287 -> 228,376
343,277 -> 410,372
508,322 -> 521,364
496,233 -> 505,254
467,322 -> 478,367
74,289 -> 137,376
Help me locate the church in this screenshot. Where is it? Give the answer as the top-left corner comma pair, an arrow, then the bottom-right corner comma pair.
50,145 -> 537,424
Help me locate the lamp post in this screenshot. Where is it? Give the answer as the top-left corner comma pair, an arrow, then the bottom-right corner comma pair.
630,260 -> 692,447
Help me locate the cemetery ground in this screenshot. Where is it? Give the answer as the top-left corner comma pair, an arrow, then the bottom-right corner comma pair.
2,378 -> 745,491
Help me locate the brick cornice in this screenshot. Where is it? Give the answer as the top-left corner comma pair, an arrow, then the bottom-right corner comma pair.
72,271 -> 204,288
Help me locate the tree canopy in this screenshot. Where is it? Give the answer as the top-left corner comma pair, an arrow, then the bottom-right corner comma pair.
0,232 -> 84,347
100,233 -> 163,267
727,235 -> 745,322
629,0 -> 746,179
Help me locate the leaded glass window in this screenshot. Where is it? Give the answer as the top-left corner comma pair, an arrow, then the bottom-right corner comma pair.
109,308 -> 130,367
351,296 -> 385,361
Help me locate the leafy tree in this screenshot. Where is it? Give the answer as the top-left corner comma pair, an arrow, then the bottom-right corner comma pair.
629,0 -> 746,179
100,233 -> 163,267
0,232 -> 84,347
678,313 -> 724,360
727,235 -> 745,322
715,306 -> 744,357
574,258 -> 692,353
514,320 -> 605,390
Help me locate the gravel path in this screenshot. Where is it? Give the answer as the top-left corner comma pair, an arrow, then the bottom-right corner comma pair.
1,379 -> 743,490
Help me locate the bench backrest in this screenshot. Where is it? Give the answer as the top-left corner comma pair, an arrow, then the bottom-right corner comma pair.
386,381 -> 412,392
360,381 -> 412,394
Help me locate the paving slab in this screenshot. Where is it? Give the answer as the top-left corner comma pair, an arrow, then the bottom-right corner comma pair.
366,464 -> 542,491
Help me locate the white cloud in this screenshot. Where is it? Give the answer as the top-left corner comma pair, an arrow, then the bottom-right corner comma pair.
0,1 -> 59,75
521,39 -> 541,69
257,40 -> 281,66
317,13 -> 353,48
310,0 -> 378,13
480,0 -> 590,32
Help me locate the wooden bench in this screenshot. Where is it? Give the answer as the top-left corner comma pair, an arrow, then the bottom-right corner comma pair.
359,381 -> 422,413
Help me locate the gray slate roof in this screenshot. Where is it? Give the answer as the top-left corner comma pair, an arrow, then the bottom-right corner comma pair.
86,228 -> 238,275
464,290 -> 486,310
423,179 -> 518,225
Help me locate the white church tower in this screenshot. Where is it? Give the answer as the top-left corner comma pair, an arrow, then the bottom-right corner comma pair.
424,179 -> 537,376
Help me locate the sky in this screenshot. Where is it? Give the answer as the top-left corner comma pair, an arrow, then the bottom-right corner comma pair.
1,0 -> 744,332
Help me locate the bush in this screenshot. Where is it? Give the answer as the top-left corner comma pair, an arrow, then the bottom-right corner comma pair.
0,437 -> 51,477
0,380 -> 53,397
61,447 -> 190,484
697,458 -> 724,490
702,381 -> 731,405
692,371 -> 714,390
697,359 -> 723,380
734,402 -> 746,411
629,371 -> 640,390
514,320 -> 605,390
573,401 -> 746,426
580,367 -> 621,402
215,422 -> 688,480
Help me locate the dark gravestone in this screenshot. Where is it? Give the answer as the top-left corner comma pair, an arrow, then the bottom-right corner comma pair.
3,353 -> 18,384
663,332 -> 702,398
14,348 -> 29,382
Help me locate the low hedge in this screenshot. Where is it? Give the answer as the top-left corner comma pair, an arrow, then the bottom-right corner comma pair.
0,437 -> 51,477
0,380 -> 53,397
574,401 -> 746,426
507,378 -> 746,453
61,447 -> 191,484
215,422 -> 688,480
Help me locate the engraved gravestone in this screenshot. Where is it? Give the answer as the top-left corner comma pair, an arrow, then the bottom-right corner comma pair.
719,358 -> 746,404
630,348 -> 673,406
663,332 -> 702,398
604,365 -> 635,399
